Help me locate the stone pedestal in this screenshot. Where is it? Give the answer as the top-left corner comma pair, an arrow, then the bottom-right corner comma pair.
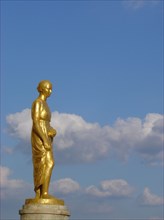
19,203 -> 70,220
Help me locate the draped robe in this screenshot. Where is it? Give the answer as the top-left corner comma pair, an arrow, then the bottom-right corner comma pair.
31,98 -> 54,192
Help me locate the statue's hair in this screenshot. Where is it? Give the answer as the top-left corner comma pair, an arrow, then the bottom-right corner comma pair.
37,80 -> 52,93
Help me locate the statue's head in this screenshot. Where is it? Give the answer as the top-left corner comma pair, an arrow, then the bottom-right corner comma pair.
37,80 -> 52,97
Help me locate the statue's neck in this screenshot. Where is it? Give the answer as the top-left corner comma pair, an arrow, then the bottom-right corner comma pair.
38,94 -> 47,101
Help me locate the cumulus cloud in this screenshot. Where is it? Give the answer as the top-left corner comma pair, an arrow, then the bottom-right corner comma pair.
51,178 -> 80,194
86,179 -> 134,198
0,166 -> 25,189
6,109 -> 32,140
6,109 -> 163,165
139,187 -> 163,206
0,166 -> 31,199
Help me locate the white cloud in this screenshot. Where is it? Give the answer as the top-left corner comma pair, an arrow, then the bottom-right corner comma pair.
51,178 -> 80,194
86,179 -> 134,198
0,166 -> 24,189
139,187 -> 163,206
0,167 -> 80,199
123,0 -> 160,9
0,166 -> 31,199
6,109 -> 163,165
6,108 -> 32,140
0,165 -> 162,218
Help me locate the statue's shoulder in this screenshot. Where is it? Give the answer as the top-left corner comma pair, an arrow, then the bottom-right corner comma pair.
32,98 -> 44,108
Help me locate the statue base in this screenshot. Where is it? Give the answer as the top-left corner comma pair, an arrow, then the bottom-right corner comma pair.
25,197 -> 64,205
19,201 -> 70,220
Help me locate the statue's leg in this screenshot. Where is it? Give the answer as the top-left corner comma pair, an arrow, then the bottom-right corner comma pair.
35,188 -> 41,199
41,151 -> 54,199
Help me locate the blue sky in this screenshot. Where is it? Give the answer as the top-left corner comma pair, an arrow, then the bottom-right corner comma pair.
1,0 -> 163,219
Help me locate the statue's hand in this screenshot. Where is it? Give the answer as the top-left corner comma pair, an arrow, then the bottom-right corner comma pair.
48,128 -> 57,138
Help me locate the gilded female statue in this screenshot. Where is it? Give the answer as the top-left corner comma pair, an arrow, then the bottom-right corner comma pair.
31,80 -> 57,200
21,79 -> 69,220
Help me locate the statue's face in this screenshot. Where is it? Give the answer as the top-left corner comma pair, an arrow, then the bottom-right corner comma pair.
42,83 -> 52,98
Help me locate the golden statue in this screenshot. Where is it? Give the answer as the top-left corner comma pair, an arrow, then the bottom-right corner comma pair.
25,80 -> 64,205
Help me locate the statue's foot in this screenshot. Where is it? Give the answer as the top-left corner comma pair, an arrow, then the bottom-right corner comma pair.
41,194 -> 55,199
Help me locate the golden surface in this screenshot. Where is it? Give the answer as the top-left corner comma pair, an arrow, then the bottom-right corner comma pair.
30,80 -> 63,204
